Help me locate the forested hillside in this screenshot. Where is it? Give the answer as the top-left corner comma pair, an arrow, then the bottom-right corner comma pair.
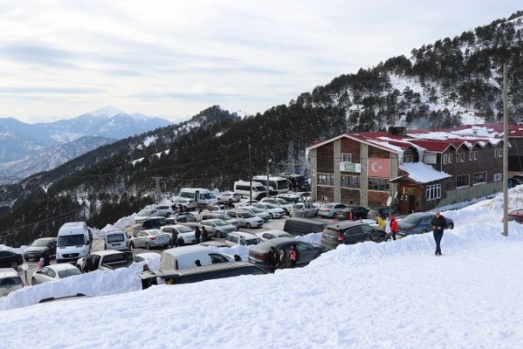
1,12 -> 522,246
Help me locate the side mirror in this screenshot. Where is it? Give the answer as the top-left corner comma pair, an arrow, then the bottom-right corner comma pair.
35,270 -> 42,274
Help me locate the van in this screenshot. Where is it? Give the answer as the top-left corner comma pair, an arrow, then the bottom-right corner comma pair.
225,231 -> 261,247
179,188 -> 217,207
252,175 -> 290,193
104,231 -> 130,251
56,222 -> 92,264
140,262 -> 267,289
233,180 -> 272,201
283,218 -> 328,236
160,245 -> 231,270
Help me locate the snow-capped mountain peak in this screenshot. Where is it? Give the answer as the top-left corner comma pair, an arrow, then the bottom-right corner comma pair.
84,106 -> 126,118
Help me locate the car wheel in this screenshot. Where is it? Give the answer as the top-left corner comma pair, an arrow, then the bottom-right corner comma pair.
448,223 -> 454,229
166,213 -> 172,217
246,223 -> 252,229
377,235 -> 386,242
32,277 -> 37,286
146,242 -> 151,250
178,238 -> 185,246
10,261 -> 18,270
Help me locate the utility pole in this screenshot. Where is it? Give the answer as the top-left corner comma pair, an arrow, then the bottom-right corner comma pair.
266,157 -> 271,198
152,176 -> 164,203
248,144 -> 252,202
502,63 -> 509,236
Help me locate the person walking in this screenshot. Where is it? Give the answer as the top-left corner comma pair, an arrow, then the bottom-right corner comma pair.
389,215 -> 398,241
195,226 -> 202,244
37,257 -> 45,271
276,247 -> 287,270
170,229 -> 179,248
289,244 -> 299,268
201,226 -> 209,242
267,247 -> 278,273
43,250 -> 51,267
377,214 -> 386,230
431,210 -> 447,255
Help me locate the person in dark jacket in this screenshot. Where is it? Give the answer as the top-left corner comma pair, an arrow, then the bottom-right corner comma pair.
170,229 -> 179,248
201,226 -> 209,242
43,250 -> 51,267
195,227 -> 202,243
276,247 -> 287,269
431,210 -> 447,255
289,244 -> 299,268
267,247 -> 278,273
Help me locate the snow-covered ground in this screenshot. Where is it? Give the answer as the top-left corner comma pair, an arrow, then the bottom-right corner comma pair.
2,187 -> 523,348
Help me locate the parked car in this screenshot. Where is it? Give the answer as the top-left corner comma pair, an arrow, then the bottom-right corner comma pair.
104,231 -> 130,251
0,250 -> 24,270
133,252 -> 161,264
506,209 -> 523,223
127,217 -> 167,238
200,219 -> 238,238
256,230 -> 294,242
160,225 -> 197,246
289,203 -> 317,218
226,210 -> 264,229
206,204 -> 230,213
130,229 -> 171,250
397,212 -> 455,236
217,191 -> 242,203
367,206 -> 401,220
140,261 -> 267,289
260,198 -> 292,215
321,221 -> 387,250
276,193 -> 303,204
248,237 -> 325,270
154,205 -> 175,217
317,203 -> 347,218
200,213 -> 240,228
238,206 -> 271,222
23,237 -> 57,262
283,218 -> 328,236
166,213 -> 198,225
77,250 -> 133,273
171,197 -> 198,211
0,268 -> 24,297
333,206 -> 369,221
134,208 -> 161,223
225,231 -> 261,247
250,203 -> 285,219
31,263 -> 82,285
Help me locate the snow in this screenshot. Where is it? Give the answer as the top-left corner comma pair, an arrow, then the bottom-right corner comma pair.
87,106 -> 125,118
3,187 -> 523,348
399,162 -> 451,184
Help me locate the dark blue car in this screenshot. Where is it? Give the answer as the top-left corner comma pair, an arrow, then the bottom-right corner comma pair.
397,212 -> 454,236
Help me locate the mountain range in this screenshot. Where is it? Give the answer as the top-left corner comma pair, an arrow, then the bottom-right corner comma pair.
0,106 -> 172,182
0,11 -> 522,246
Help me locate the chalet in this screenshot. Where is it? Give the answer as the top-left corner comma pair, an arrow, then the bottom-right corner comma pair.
306,126 -> 504,214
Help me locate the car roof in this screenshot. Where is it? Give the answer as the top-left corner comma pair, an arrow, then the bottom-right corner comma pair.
91,250 -> 126,256
254,237 -> 299,250
46,263 -> 79,271
0,268 -> 19,277
148,261 -> 264,279
326,221 -> 366,229
34,237 -> 57,241
229,231 -> 258,238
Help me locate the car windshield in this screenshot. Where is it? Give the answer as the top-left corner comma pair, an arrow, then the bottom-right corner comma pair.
244,239 -> 259,246
31,239 -> 51,247
266,204 -> 279,209
212,220 -> 226,226
218,214 -> 232,220
240,211 -> 255,218
57,234 -> 85,247
137,209 -> 155,216
58,268 -> 82,278
251,207 -> 264,213
202,193 -> 216,199
403,214 -> 426,224
177,226 -> 193,233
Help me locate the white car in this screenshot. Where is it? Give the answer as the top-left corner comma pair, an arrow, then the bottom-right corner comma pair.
134,208 -> 161,223
31,264 -> 82,285
161,225 -> 197,246
154,205 -> 175,217
225,210 -> 264,229
0,268 -> 24,297
238,207 -> 271,222
200,213 -> 241,228
260,198 -> 292,215
130,229 -> 171,250
317,203 -> 347,218
200,219 -> 238,238
217,191 -> 242,203
171,197 -> 198,211
256,230 -> 294,242
250,203 -> 285,219
290,203 -> 318,218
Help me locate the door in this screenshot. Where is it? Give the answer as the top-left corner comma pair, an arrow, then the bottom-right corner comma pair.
408,195 -> 415,213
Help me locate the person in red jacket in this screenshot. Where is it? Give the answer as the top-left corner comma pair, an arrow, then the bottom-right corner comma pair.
390,215 -> 399,241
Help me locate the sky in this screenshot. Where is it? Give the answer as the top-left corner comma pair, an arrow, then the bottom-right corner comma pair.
2,186 -> 523,348
0,1 -> 521,124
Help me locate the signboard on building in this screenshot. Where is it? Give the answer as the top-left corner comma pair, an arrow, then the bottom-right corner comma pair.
368,158 -> 391,178
340,162 -> 361,173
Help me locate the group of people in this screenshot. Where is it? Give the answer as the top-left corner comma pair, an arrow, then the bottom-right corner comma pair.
376,211 -> 448,255
266,244 -> 299,273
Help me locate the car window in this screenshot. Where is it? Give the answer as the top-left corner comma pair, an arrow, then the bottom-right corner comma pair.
47,268 -> 57,278
262,233 -> 273,240
346,226 -> 362,237
361,225 -> 375,234
0,277 -> 22,288
296,242 -> 312,251
209,253 -> 229,263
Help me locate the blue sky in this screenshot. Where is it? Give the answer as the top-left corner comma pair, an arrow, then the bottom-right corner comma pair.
0,0 -> 521,123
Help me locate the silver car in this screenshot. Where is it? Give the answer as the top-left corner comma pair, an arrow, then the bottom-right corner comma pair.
200,219 -> 238,238
130,229 -> 171,250
290,203 -> 318,218
31,264 -> 82,285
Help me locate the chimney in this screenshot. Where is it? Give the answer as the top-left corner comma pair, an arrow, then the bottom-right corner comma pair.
388,126 -> 407,137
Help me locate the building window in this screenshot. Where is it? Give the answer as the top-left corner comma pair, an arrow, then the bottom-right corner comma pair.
456,174 -> 469,188
448,154 -> 453,163
443,154 -> 448,164
341,153 -> 352,162
403,154 -> 413,163
457,152 -> 465,162
341,175 -> 360,188
368,178 -> 390,191
426,184 -> 442,201
474,151 -> 478,160
473,171 -> 486,185
469,151 -> 473,161
318,173 -> 334,185
493,173 -> 502,181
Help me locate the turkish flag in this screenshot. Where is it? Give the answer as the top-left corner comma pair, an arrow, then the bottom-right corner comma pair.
368,158 -> 390,178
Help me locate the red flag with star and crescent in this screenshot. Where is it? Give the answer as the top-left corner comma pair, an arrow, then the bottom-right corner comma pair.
368,158 -> 390,178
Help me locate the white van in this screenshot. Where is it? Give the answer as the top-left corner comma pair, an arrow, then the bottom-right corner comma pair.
104,231 -> 130,251
179,188 -> 217,207
252,175 -> 290,193
160,245 -> 231,270
56,222 -> 92,264
233,180 -> 269,201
